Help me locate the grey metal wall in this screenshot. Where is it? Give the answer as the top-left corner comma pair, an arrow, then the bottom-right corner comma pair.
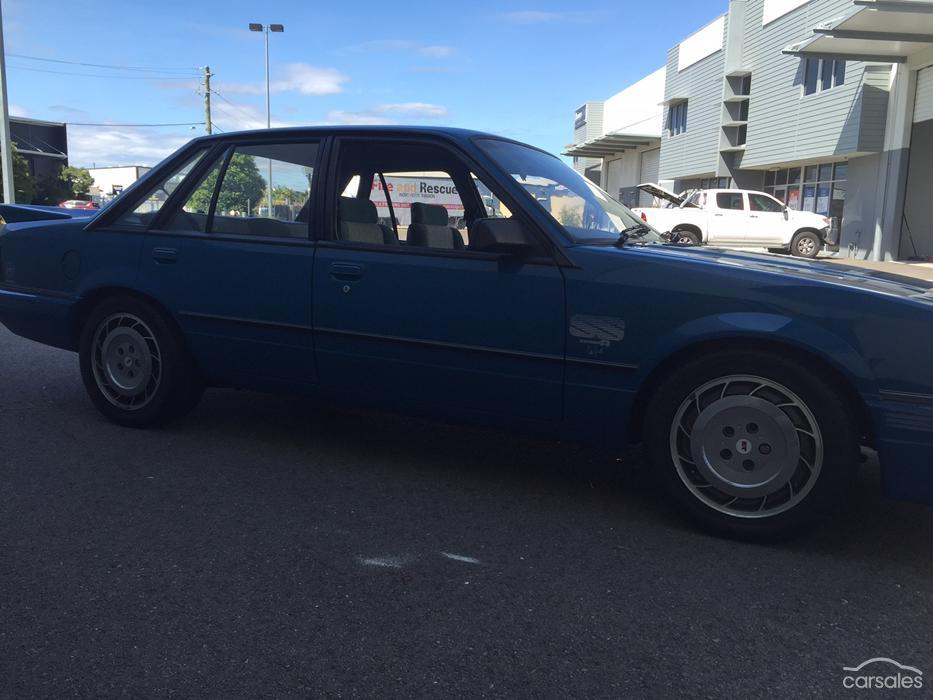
659,18 -> 727,181
738,0 -> 890,169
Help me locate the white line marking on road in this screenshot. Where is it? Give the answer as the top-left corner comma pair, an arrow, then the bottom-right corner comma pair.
357,556 -> 407,569
440,552 -> 481,564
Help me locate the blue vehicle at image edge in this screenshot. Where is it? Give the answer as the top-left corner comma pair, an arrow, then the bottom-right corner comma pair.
1,126 -> 932,540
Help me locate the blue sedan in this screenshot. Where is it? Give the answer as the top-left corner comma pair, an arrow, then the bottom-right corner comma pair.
2,127 -> 932,539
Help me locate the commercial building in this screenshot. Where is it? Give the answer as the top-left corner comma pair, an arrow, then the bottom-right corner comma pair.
10,116 -> 68,181
567,0 -> 933,261
87,166 -> 151,202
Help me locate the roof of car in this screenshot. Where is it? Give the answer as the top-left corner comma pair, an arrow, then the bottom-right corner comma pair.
191,125 -> 507,144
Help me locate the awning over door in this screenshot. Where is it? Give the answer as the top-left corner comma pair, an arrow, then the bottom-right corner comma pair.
783,0 -> 933,63
562,131 -> 659,159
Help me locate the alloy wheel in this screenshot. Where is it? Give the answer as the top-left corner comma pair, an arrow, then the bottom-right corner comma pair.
91,313 -> 162,411
669,374 -> 823,518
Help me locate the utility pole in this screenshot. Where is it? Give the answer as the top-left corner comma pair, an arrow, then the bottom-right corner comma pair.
0,1 -> 16,203
203,65 -> 213,135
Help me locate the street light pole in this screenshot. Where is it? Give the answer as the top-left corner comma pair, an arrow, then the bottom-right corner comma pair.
0,1 -> 16,203
249,22 -> 284,216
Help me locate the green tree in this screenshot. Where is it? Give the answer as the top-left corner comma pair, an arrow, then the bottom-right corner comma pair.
272,185 -> 305,205
0,144 -> 36,203
34,168 -> 71,205
188,154 -> 264,215
61,166 -> 94,198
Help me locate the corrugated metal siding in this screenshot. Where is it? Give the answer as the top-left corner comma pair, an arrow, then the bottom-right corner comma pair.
740,0 -> 890,168
639,148 -> 661,205
915,66 -> 933,123
659,15 -> 727,180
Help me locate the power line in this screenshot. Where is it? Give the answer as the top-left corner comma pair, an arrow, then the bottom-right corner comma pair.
210,88 -> 260,122
68,121 -> 201,127
8,65 -> 199,81
7,52 -> 200,75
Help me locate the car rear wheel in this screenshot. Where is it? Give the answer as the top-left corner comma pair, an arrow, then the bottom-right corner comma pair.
79,295 -> 203,428
791,230 -> 821,258
672,229 -> 701,245
644,350 -> 858,540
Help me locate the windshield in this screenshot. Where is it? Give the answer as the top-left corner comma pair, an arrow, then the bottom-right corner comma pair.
477,138 -> 664,245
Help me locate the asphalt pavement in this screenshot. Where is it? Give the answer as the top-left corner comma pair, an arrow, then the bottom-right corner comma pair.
1,324 -> 932,698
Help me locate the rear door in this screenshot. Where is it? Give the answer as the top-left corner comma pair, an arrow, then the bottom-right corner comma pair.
311,137 -> 566,424
134,138 -> 322,391
707,191 -> 749,245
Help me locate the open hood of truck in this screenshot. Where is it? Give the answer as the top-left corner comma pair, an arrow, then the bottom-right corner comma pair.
637,183 -> 695,208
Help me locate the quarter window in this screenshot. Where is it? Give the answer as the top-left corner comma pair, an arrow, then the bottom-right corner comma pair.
115,149 -> 208,228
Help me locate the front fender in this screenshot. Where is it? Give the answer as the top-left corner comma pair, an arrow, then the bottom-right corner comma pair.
641,311 -> 878,397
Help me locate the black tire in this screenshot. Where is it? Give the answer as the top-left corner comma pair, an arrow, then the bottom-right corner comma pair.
791,230 -> 821,258
79,295 -> 202,428
643,350 -> 859,540
672,229 -> 701,246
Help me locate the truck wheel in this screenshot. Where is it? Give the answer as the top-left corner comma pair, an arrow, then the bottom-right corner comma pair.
643,350 -> 858,540
79,295 -> 202,428
672,229 -> 701,245
791,230 -> 821,258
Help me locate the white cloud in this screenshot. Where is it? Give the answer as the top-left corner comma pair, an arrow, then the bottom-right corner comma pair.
220,63 -> 350,96
326,102 -> 449,125
67,125 -> 195,168
10,104 -> 30,118
339,40 -> 454,58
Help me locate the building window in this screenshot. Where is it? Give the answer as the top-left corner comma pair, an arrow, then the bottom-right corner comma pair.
803,58 -> 845,96
764,161 -> 847,233
669,102 -> 688,136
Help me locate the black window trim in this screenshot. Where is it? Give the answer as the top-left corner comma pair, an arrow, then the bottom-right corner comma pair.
323,134 -> 568,266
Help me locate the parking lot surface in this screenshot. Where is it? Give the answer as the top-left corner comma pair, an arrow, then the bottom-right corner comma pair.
1,325 -> 932,698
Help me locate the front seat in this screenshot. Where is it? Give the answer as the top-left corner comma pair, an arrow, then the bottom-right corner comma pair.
407,202 -> 464,250
338,197 -> 398,245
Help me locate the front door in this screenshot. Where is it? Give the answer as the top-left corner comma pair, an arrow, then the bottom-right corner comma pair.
136,139 -> 322,390
311,138 -> 565,424
747,192 -> 789,246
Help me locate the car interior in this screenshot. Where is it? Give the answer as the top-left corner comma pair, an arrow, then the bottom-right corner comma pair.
333,141 -> 505,252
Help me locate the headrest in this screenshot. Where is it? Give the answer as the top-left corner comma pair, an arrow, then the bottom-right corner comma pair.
339,196 -> 378,224
411,202 -> 450,227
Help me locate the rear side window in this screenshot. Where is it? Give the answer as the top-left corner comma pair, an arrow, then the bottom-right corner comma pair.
716,192 -> 744,211
167,141 -> 319,239
115,149 -> 207,227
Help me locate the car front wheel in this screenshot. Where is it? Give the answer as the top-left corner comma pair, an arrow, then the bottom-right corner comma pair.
672,229 -> 701,245
79,295 -> 203,428
644,350 -> 858,540
791,230 -> 821,258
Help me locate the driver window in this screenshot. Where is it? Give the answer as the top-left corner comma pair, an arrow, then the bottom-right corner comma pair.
114,149 -> 208,228
749,193 -> 784,213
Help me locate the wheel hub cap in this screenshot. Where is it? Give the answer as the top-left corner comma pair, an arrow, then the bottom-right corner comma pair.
670,375 -> 823,518
91,313 -> 162,410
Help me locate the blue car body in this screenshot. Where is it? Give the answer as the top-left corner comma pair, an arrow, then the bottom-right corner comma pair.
2,127 -> 932,506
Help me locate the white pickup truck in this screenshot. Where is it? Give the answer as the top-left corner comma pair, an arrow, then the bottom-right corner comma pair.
632,184 -> 836,258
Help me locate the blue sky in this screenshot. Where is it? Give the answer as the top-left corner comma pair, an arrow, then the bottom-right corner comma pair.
4,0 -> 726,167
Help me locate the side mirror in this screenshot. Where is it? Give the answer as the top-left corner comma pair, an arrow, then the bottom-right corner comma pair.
783,206 -> 790,219
470,218 -> 537,257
